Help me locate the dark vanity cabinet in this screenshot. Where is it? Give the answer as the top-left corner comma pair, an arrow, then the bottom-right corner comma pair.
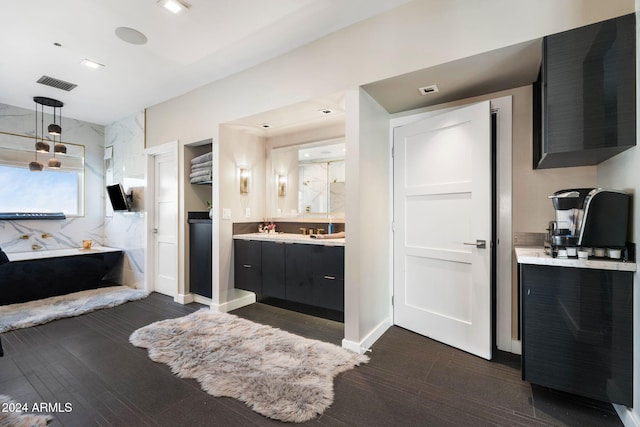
234,239 -> 344,312
520,264 -> 633,406
234,239 -> 262,294
534,13 -> 636,169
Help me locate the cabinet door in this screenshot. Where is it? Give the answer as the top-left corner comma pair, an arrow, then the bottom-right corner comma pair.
310,245 -> 344,311
234,240 -> 262,293
262,241 -> 286,299
189,222 -> 212,298
522,264 -> 633,406
285,243 -> 313,305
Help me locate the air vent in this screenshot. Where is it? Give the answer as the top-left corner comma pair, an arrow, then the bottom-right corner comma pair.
36,75 -> 77,92
418,85 -> 439,95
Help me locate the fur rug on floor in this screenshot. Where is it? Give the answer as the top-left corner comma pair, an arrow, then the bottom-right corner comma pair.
0,286 -> 149,333
0,395 -> 52,427
130,309 -> 369,423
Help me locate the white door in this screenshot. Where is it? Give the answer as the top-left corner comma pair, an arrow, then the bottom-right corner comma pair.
393,101 -> 492,360
153,151 -> 178,297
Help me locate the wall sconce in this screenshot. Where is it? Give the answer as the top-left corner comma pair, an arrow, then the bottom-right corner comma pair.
277,174 -> 287,197
239,168 -> 250,194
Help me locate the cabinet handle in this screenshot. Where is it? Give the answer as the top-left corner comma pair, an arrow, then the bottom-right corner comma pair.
324,275 -> 336,280
243,264 -> 252,268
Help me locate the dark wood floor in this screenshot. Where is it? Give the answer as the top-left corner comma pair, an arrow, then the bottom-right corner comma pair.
0,292 -> 622,426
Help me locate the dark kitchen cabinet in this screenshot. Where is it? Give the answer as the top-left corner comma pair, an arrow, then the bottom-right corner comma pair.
188,215 -> 212,298
534,13 -> 636,169
284,243 -> 313,305
310,245 -> 344,311
520,264 -> 633,406
234,239 -> 262,293
262,241 -> 286,299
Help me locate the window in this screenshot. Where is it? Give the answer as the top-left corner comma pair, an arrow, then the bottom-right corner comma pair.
0,133 -> 85,217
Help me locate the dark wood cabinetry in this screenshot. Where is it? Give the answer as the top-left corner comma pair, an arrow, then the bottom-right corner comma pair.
188,218 -> 212,298
234,239 -> 344,312
520,264 -> 633,406
234,239 -> 262,293
534,13 -> 636,169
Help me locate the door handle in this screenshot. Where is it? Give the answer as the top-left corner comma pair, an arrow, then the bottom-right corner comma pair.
243,264 -> 252,268
463,240 -> 486,249
323,275 -> 336,280
152,228 -> 158,234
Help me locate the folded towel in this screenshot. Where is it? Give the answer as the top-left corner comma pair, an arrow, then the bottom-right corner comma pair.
190,170 -> 213,179
190,177 -> 212,184
191,152 -> 212,165
191,160 -> 212,171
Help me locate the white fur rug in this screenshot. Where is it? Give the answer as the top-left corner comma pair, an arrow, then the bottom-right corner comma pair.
130,309 -> 369,423
0,395 -> 52,427
0,286 -> 149,333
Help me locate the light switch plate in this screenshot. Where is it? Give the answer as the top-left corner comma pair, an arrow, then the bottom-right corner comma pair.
222,208 -> 231,220
245,208 -> 251,218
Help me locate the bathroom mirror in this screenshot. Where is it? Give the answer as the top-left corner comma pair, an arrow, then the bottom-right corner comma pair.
0,132 -> 85,216
269,138 -> 345,219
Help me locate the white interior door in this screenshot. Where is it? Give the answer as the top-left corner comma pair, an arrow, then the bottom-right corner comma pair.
393,101 -> 492,360
153,151 -> 178,297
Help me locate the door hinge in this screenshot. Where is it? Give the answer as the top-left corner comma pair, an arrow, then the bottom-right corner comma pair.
391,222 -> 395,232
391,295 -> 394,306
391,146 -> 394,158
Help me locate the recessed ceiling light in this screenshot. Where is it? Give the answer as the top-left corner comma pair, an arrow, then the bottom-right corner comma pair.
418,85 -> 439,95
81,59 -> 105,69
157,0 -> 190,14
259,123 -> 272,129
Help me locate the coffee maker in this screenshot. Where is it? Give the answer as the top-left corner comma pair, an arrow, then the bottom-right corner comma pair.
546,188 -> 630,258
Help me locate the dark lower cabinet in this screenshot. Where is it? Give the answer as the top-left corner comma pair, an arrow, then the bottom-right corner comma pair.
262,241 -> 286,299
520,264 -> 633,406
234,239 -> 262,293
233,239 -> 344,312
189,218 -> 212,298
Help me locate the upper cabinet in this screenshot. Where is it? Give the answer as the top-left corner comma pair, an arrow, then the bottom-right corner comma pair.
534,13 -> 636,169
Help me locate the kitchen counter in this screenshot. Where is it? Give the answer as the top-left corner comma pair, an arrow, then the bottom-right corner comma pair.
515,247 -> 636,272
233,232 -> 345,247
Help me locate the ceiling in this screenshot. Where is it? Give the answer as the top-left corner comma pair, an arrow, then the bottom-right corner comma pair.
0,0 -> 413,125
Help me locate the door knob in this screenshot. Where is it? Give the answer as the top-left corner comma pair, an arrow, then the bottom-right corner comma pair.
463,239 -> 486,249
152,228 -> 158,234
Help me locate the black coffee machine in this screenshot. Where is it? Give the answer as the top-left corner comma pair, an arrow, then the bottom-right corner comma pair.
545,188 -> 630,258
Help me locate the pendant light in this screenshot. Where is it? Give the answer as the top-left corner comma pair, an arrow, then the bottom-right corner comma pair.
32,96 -> 64,171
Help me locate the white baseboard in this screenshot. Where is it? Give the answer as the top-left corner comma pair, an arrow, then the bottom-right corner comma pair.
192,294 -> 212,306
174,293 -> 194,305
342,317 -> 392,355
614,404 -> 640,427
211,293 -> 256,313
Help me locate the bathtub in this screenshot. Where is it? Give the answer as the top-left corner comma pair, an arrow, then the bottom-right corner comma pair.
1,246 -> 123,305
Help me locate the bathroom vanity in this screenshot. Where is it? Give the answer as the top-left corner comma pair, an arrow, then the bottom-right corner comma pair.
233,233 -> 345,312
516,247 -> 635,406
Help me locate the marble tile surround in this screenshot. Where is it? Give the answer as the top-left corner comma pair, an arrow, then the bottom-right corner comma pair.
0,103 -> 146,288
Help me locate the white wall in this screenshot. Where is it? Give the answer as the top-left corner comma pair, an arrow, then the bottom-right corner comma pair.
343,88 -> 392,352
595,4 -> 639,425
145,1 -> 634,347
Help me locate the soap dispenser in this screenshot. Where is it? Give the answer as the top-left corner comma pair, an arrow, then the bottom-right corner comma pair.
328,217 -> 334,234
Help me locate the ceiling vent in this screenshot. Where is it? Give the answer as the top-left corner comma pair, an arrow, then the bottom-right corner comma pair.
418,84 -> 439,95
36,75 -> 78,92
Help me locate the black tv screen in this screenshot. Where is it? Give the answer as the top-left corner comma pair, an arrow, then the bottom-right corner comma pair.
106,184 -> 129,211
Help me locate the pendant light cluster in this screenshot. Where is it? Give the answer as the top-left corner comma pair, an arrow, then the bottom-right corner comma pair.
30,96 -> 66,171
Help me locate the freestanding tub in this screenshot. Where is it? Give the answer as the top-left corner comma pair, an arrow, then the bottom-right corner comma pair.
1,246 -> 123,305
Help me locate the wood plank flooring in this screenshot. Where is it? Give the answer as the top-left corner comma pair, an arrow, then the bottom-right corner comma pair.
0,292 -> 622,426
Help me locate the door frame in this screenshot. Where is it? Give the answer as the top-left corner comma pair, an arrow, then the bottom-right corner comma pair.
390,96 -> 515,354
144,140 -> 179,297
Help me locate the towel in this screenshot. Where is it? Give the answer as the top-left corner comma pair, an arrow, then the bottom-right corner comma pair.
190,169 -> 213,179
190,176 -> 212,184
191,160 -> 212,171
191,152 -> 212,165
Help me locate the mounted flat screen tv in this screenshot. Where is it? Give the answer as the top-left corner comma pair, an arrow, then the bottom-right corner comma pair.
106,184 -> 130,211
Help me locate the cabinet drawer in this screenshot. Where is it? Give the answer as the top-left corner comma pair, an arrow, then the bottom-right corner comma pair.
311,275 -> 344,311
234,239 -> 262,293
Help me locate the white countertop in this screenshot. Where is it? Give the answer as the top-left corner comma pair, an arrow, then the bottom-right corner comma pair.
515,247 -> 636,272
7,246 -> 122,262
233,232 -> 345,247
